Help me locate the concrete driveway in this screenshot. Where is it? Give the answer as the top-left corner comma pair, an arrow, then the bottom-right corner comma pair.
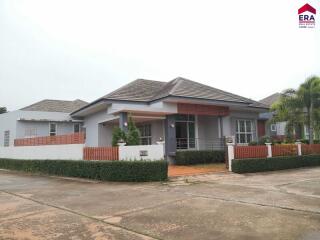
1,167 -> 320,240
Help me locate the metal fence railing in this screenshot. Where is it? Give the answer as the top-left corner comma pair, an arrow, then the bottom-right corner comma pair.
176,138 -> 225,151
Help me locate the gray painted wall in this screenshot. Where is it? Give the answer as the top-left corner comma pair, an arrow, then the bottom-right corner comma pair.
0,110 -> 76,147
83,109 -> 112,147
197,115 -> 220,150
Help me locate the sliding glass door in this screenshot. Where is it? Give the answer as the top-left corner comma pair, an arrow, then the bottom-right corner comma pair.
176,114 -> 195,149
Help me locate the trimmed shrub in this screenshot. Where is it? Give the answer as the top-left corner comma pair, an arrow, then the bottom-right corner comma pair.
232,155 -> 320,173
175,150 -> 225,165
0,159 -> 168,182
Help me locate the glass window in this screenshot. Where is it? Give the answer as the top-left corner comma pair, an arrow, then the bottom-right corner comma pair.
236,120 -> 253,144
270,124 -> 276,132
24,128 -> 37,138
4,130 -> 10,147
138,124 -> 152,145
74,123 -> 81,133
49,123 -> 57,136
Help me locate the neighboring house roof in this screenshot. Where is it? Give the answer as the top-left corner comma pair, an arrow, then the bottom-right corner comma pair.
21,99 -> 88,113
259,93 -> 281,107
72,77 -> 268,115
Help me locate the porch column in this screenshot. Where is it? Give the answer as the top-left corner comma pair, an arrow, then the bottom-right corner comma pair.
165,115 -> 176,159
119,112 -> 128,133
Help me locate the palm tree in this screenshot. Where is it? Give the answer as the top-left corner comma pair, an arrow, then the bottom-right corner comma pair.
271,76 -> 320,144
271,89 -> 304,140
297,76 -> 320,144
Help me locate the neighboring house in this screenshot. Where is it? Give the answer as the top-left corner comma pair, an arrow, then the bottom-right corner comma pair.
71,77 -> 269,160
259,93 -> 315,141
0,99 -> 88,147
258,93 -> 285,139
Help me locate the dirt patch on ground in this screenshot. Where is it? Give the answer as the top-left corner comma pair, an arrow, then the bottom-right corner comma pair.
168,163 -> 227,177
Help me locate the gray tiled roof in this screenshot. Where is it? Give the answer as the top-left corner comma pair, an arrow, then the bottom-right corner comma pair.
259,93 -> 281,107
102,77 -> 268,108
21,99 -> 88,113
103,79 -> 166,101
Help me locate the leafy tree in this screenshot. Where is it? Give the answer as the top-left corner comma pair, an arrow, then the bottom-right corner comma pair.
111,127 -> 126,146
126,116 -> 140,146
0,107 -> 7,114
271,76 -> 320,144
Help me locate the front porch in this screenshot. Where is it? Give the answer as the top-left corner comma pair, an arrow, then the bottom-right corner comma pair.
98,109 -> 227,160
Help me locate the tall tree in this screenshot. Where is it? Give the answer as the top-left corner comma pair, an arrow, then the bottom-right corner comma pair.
126,116 -> 140,146
0,107 -> 7,114
271,76 -> 320,144
297,76 -> 320,144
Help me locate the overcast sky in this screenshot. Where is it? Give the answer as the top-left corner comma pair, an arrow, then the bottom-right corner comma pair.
1,0 -> 319,111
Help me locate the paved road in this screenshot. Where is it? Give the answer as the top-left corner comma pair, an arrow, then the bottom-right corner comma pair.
1,167 -> 320,240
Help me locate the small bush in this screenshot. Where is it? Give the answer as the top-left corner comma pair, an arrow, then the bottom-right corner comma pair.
232,155 -> 320,173
0,159 -> 168,182
175,150 -> 225,165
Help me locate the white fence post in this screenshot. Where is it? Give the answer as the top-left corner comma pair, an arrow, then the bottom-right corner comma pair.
295,141 -> 302,156
227,142 -> 234,172
265,143 -> 272,158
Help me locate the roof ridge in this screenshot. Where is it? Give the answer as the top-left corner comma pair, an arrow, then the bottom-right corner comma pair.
173,77 -> 252,103
168,78 -> 184,95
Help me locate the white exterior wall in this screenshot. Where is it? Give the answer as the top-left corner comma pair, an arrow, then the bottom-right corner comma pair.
119,144 -> 164,160
0,144 -> 84,160
0,111 -> 19,146
276,121 -> 287,136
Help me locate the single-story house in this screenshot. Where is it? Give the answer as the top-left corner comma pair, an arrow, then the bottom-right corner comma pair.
70,77 -> 269,160
258,93 -> 285,138
1,77 -> 270,161
259,93 -> 316,141
0,99 -> 88,146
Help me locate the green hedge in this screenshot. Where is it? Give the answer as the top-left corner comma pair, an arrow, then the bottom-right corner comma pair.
232,155 -> 320,173
0,159 -> 168,182
175,150 -> 225,165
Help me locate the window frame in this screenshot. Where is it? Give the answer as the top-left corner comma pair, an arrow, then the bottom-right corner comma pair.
49,123 -> 57,136
4,130 -> 10,147
137,124 -> 152,145
24,128 -> 37,138
236,119 -> 254,144
270,124 -> 276,132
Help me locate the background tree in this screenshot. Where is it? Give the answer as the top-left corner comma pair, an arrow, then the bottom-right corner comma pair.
271,76 -> 320,144
0,107 -> 7,114
126,116 -> 140,145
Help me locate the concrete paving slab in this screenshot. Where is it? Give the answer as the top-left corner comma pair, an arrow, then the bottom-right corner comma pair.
1,167 -> 320,240
0,205 -> 156,240
115,197 -> 320,240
